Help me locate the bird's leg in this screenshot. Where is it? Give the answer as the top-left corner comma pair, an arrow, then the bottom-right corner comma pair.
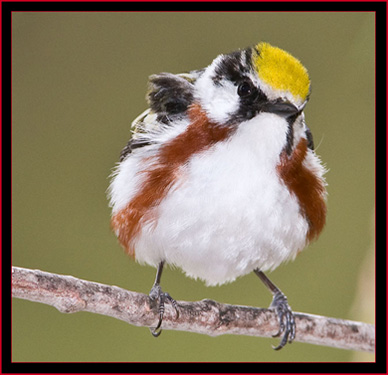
149,261 -> 179,337
253,269 -> 296,350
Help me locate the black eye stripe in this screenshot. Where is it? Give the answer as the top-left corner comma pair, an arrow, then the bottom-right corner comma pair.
227,83 -> 269,124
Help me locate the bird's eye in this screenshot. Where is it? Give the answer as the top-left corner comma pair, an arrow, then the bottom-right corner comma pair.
237,81 -> 254,97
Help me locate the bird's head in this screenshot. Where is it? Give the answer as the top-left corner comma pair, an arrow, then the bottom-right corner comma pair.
194,42 -> 312,154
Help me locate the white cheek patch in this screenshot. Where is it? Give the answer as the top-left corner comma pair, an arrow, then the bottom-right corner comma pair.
202,81 -> 240,124
194,59 -> 240,124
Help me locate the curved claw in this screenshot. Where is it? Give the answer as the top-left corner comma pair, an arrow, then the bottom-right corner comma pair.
150,325 -> 162,337
149,309 -> 163,337
149,284 -> 179,337
270,291 -> 296,350
168,293 -> 180,320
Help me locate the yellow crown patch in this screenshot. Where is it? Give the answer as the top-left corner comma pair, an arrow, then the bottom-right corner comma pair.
253,42 -> 310,102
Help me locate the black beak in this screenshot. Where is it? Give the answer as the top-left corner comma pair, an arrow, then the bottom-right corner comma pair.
263,100 -> 303,119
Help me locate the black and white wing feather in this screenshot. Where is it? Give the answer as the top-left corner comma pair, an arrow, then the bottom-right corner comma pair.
119,71 -> 200,162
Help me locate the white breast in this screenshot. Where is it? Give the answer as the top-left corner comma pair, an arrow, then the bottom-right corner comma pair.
133,113 -> 309,286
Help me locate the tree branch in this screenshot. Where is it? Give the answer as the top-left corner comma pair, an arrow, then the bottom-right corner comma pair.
11,266 -> 375,353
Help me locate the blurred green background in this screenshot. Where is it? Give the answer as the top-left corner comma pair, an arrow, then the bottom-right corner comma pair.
12,12 -> 375,362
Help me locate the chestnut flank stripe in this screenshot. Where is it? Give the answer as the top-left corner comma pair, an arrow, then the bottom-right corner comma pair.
111,104 -> 235,256
277,138 -> 326,242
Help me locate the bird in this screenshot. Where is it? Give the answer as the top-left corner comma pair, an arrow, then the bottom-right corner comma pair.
108,42 -> 327,350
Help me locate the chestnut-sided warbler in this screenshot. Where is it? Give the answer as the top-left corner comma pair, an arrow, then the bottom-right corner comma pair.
108,42 -> 327,350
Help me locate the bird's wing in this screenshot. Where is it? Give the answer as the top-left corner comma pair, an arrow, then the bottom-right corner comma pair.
119,71 -> 200,162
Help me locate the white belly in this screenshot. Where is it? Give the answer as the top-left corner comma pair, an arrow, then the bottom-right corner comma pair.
133,116 -> 309,285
